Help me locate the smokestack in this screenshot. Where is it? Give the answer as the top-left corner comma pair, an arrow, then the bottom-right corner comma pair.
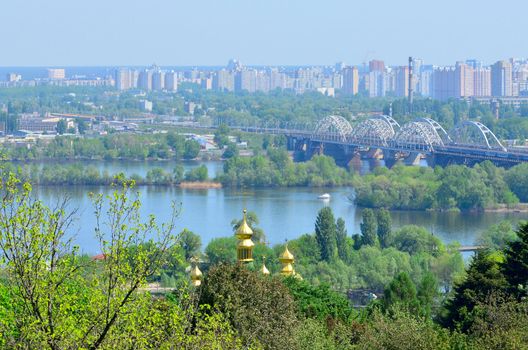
408,56 -> 413,114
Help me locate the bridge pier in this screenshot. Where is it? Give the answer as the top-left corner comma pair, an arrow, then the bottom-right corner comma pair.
404,152 -> 422,166
383,150 -> 400,168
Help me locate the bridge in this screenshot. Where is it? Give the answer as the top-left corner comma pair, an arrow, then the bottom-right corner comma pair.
224,115 -> 528,168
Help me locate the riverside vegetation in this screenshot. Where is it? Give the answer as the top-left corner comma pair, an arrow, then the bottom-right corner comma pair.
3,148 -> 528,211
0,171 -> 527,349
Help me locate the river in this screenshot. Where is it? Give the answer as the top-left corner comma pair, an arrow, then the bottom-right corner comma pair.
23,160 -> 528,254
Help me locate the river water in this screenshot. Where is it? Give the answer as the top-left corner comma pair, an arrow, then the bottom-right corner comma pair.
24,160 -> 528,254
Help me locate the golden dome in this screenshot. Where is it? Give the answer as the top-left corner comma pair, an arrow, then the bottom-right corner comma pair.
261,256 -> 270,275
279,244 -> 295,276
238,238 -> 255,248
235,209 -> 253,239
261,263 -> 270,275
279,245 -> 294,263
190,265 -> 202,287
280,263 -> 294,275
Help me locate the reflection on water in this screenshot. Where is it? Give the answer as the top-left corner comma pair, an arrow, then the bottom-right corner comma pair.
31,185 -> 528,254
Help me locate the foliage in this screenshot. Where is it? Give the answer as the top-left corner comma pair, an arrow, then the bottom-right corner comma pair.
198,263 -> 299,350
0,173 -> 179,349
283,277 -> 356,321
376,208 -> 392,248
218,152 -> 353,187
315,207 -> 338,262
501,221 -> 528,298
360,209 -> 378,247
179,229 -> 202,260
476,221 -> 518,251
354,162 -> 521,211
441,250 -> 508,331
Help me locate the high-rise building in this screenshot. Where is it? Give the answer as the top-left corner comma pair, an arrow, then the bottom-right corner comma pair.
368,71 -> 387,97
138,70 -> 152,91
473,68 -> 491,97
152,70 -> 165,91
491,60 -> 513,96
213,69 -> 235,92
48,68 -> 65,80
432,67 -> 456,100
342,66 -> 359,95
165,71 -> 178,91
455,62 -> 474,98
369,60 -> 385,73
269,68 -> 286,90
115,68 -> 133,90
201,77 -> 213,90
235,70 -> 257,92
465,59 -> 483,69
395,66 -> 409,97
418,65 -> 434,97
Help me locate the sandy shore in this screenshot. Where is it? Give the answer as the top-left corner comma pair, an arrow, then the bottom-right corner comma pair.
178,181 -> 222,189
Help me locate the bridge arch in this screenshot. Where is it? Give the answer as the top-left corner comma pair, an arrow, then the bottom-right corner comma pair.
351,115 -> 400,146
450,121 -> 506,151
393,118 -> 450,151
312,115 -> 353,142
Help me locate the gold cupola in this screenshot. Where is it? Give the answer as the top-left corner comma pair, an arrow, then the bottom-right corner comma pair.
235,209 -> 254,263
190,263 -> 203,287
279,244 -> 295,276
261,256 -> 270,275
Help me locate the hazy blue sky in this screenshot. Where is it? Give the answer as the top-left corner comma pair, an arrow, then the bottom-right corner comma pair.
1,0 -> 525,66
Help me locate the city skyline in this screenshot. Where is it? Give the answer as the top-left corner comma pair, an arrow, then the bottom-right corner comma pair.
1,0 -> 526,66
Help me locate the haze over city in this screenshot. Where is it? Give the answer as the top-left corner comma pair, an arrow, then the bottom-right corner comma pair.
1,0 -> 526,66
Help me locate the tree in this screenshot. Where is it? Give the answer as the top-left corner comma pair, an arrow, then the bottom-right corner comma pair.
501,222 -> 528,298
205,237 -> 237,265
56,119 -> 67,134
376,208 -> 392,248
183,139 -> 201,159
383,272 -> 419,313
198,263 -> 299,350
173,164 -> 185,183
391,225 -> 442,256
442,250 -> 508,331
360,209 -> 378,247
76,119 -> 88,134
335,217 -> 352,262
314,207 -> 337,262
184,165 -> 208,182
417,272 -> 439,318
179,228 -> 202,260
477,221 -> 518,251
222,142 -> 239,159
0,174 -> 179,349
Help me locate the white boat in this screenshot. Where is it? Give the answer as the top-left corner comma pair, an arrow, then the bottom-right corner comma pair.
318,193 -> 331,200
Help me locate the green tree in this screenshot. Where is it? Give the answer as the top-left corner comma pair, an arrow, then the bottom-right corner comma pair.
314,207 -> 338,262
360,208 -> 378,246
477,221 -> 518,251
383,272 -> 419,313
335,217 -> 352,262
56,119 -> 67,134
184,165 -> 208,182
179,228 -> 202,260
76,118 -> 88,134
222,142 -> 239,159
442,250 -> 508,331
183,139 -> 201,159
205,237 -> 237,265
501,222 -> 528,298
0,174 -> 178,349
376,208 -> 392,248
198,263 -> 299,350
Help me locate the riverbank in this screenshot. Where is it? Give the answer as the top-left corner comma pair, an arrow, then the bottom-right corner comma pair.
178,181 -> 222,189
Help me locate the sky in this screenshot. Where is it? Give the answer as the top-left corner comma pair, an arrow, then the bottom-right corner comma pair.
1,0 -> 526,67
